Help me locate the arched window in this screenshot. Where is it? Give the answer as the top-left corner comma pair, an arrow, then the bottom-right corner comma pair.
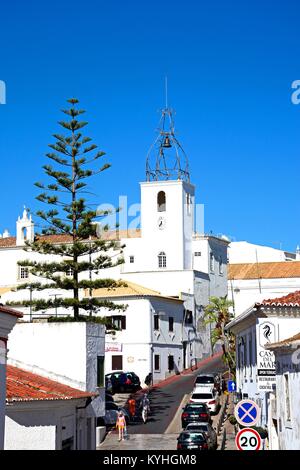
158,251 -> 167,268
22,227 -> 27,241
157,191 -> 166,212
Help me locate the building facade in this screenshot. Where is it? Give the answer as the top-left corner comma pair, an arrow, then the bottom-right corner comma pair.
0,305 -> 22,449
265,330 -> 300,450
226,291 -> 300,431
5,365 -> 96,450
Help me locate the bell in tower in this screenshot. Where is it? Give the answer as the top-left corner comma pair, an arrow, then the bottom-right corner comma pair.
146,84 -> 190,183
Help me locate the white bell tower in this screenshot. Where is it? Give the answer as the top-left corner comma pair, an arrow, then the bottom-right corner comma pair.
141,104 -> 194,271
16,207 -> 34,246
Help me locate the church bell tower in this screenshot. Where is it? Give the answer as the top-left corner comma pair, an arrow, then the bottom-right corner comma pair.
141,97 -> 195,271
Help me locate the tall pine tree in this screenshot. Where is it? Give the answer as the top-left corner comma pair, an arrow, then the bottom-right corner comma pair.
15,98 -> 125,320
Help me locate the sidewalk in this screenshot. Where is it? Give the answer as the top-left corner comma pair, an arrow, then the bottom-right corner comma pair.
223,394 -> 236,450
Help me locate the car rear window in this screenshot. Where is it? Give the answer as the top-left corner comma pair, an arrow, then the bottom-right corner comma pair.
192,393 -> 213,399
195,376 -> 214,384
187,424 -> 207,431
185,404 -> 207,411
180,433 -> 205,442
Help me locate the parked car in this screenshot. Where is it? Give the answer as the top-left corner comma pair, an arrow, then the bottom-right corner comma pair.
97,401 -> 130,427
105,371 -> 141,393
181,403 -> 211,428
190,388 -> 220,414
185,422 -> 217,450
194,373 -> 220,392
177,431 -> 209,450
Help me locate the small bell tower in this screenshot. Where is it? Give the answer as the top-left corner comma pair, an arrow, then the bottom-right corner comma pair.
16,207 -> 34,246
141,84 -> 194,271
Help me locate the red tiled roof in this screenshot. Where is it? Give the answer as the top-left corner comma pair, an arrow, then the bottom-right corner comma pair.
0,305 -> 23,318
259,290 -> 300,307
0,229 -> 141,248
265,332 -> 300,350
228,261 -> 300,280
6,365 -> 97,403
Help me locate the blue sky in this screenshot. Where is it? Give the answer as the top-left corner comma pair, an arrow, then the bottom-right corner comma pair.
0,0 -> 300,251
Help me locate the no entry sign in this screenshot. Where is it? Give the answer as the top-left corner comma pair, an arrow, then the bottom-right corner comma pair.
235,428 -> 262,451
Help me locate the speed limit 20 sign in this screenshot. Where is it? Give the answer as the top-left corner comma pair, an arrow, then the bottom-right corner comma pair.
235,428 -> 262,451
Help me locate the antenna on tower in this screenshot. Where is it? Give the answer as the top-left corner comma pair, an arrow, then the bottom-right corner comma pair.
165,75 -> 168,109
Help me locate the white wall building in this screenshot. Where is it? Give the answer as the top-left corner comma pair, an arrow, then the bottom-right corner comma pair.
85,281 -> 188,383
0,305 -> 22,449
265,328 -> 300,450
5,364 -> 97,450
7,321 -> 106,447
226,290 -> 300,432
228,261 -> 300,316
228,241 -> 296,264
0,106 -> 230,367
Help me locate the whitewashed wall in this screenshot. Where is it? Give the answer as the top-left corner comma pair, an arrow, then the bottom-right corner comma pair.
7,322 -> 105,418
5,399 -> 92,450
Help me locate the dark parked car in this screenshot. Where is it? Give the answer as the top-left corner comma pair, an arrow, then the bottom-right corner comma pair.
181,403 -> 211,428
105,371 -> 141,393
185,422 -> 217,450
177,431 -> 209,450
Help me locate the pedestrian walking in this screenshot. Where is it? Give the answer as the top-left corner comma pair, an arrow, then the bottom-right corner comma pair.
116,411 -> 126,441
144,372 -> 152,388
128,397 -> 136,422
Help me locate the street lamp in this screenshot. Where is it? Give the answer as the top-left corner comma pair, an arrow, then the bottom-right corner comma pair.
26,285 -> 33,322
49,293 -> 62,318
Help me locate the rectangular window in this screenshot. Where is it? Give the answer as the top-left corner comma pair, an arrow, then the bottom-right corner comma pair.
129,256 -> 134,264
219,258 -> 223,275
210,253 -> 214,272
168,316 -> 174,332
194,252 -> 201,257
154,354 -> 160,371
284,373 -> 291,422
184,310 -> 193,324
168,355 -> 174,371
154,314 -> 160,330
97,356 -> 104,387
111,316 -> 126,330
66,267 -> 73,276
19,266 -> 29,279
112,355 -> 123,371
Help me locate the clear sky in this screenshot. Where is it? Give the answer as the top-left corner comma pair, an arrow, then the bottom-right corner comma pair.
0,0 -> 300,251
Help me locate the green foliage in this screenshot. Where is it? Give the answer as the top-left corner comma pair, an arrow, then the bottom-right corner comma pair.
228,415 -> 237,425
204,296 -> 236,372
16,99 -> 125,320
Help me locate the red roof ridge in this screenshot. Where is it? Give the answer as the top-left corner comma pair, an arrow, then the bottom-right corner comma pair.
6,365 -> 97,402
258,290 -> 300,307
0,305 -> 23,318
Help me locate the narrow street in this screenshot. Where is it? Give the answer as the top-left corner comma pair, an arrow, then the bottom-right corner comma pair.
98,355 -> 226,450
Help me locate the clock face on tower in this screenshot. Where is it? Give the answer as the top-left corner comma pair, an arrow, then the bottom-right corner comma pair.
158,216 -> 166,230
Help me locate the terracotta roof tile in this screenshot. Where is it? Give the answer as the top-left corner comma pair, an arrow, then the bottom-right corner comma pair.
6,365 -> 97,402
259,290 -> 300,307
228,261 -> 300,280
0,305 -> 23,318
265,331 -> 300,350
0,229 -> 141,248
86,280 -> 182,303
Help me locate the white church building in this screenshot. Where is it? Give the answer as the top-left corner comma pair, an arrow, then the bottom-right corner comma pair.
0,105 -> 229,382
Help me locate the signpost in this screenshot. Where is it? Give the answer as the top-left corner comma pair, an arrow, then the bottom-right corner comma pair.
256,319 -> 277,391
234,399 -> 260,427
235,428 -> 262,451
228,380 -> 236,392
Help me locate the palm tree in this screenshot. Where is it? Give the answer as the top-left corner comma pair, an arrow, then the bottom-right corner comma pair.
204,296 -> 235,374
